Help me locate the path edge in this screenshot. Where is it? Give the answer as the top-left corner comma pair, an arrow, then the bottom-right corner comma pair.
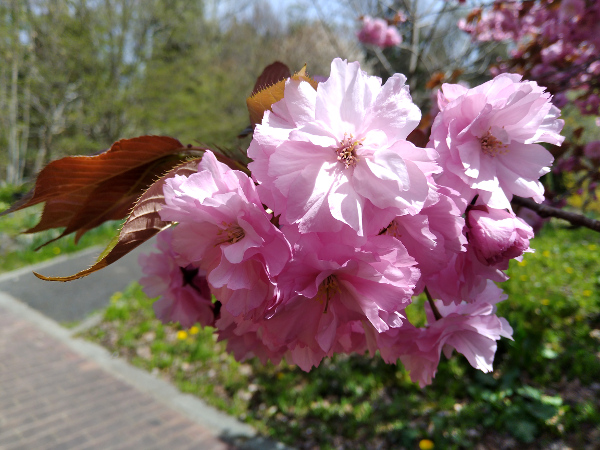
0,291 -> 290,449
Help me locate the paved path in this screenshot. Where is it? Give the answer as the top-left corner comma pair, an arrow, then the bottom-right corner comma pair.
0,253 -> 287,450
0,244 -> 151,323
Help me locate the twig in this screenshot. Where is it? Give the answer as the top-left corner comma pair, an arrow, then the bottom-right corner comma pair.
424,287 -> 442,321
512,196 -> 600,233
373,47 -> 396,76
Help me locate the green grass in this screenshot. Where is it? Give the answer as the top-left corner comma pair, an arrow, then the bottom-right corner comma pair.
82,222 -> 600,449
0,185 -> 122,274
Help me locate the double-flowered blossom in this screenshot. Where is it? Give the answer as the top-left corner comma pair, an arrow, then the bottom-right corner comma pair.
137,58 -> 563,386
138,228 -> 215,328
248,58 -> 439,236
159,151 -> 291,318
376,282 -> 513,387
383,186 -> 467,283
430,74 -> 564,210
357,16 -> 402,49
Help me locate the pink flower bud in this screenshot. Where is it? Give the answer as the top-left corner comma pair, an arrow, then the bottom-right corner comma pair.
467,206 -> 534,267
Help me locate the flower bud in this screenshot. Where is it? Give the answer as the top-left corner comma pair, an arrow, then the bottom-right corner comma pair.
467,206 -> 534,267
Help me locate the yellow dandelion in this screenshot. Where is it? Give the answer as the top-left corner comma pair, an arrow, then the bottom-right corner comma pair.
176,330 -> 188,340
588,244 -> 597,251
520,275 -> 528,282
189,326 -> 200,335
53,247 -> 61,255
518,260 -> 527,266
542,250 -> 551,258
419,439 -> 435,450
565,267 -> 574,274
541,299 -> 550,306
583,290 -> 593,297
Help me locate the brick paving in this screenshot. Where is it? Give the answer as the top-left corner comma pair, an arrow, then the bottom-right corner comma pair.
0,306 -> 237,450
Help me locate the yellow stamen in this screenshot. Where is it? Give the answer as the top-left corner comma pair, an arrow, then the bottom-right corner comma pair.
336,133 -> 362,168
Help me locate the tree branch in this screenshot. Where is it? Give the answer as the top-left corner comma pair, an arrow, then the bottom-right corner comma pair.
512,196 -> 600,233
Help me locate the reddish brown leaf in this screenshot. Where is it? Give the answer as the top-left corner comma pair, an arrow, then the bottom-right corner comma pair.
247,65 -> 319,127
466,8 -> 482,23
251,61 -> 291,96
34,159 -> 201,282
426,72 -> 446,90
406,129 -> 429,148
0,135 -> 195,244
41,155 -> 186,247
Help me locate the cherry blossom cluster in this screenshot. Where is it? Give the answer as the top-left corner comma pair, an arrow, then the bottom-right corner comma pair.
357,15 -> 402,49
459,0 -> 599,210
139,58 -> 564,386
459,0 -> 600,118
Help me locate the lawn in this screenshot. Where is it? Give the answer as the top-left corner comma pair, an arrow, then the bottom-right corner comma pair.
81,222 -> 600,449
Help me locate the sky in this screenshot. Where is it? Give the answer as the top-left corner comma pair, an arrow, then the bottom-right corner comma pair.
209,0 -> 357,29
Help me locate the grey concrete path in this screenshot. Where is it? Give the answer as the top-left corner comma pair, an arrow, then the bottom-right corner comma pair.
0,251 -> 289,450
0,243 -> 152,323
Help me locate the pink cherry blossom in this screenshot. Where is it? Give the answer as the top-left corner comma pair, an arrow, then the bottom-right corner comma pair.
375,281 -> 512,386
160,151 -> 291,318
129,56 -> 562,383
357,16 -> 402,48
424,282 -> 513,371
274,230 -> 419,337
461,0 -> 600,121
424,244 -> 508,306
248,58 -> 438,236
214,309 -> 286,366
429,73 -> 564,209
383,186 -> 467,281
138,228 -> 216,328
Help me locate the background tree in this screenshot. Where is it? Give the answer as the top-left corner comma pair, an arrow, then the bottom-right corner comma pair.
0,0 -> 362,185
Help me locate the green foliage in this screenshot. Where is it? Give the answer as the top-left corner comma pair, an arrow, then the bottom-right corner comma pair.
83,221 -> 600,449
1,0 -> 357,182
0,183 -> 29,205
0,184 -> 121,273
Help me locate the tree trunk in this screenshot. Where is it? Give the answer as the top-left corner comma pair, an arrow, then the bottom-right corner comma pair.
7,0 -> 21,185
7,39 -> 19,185
33,126 -> 48,177
18,73 -> 31,184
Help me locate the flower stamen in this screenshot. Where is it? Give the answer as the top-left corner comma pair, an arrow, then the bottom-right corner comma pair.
480,129 -> 509,157
336,133 -> 362,168
380,219 -> 401,238
317,275 -> 340,313
215,221 -> 245,246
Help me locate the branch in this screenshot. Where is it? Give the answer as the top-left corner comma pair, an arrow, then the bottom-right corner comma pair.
373,47 -> 395,76
512,196 -> 600,233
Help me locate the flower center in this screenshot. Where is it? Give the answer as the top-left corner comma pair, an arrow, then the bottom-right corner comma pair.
317,274 -> 340,313
215,221 -> 245,246
336,133 -> 362,168
480,129 -> 509,157
380,219 -> 401,238
179,265 -> 199,286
